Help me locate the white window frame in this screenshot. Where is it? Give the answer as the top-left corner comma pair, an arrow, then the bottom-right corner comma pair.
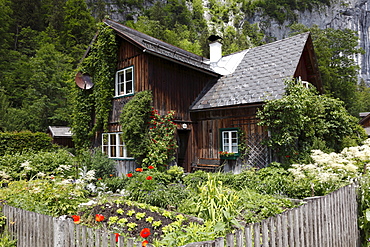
115,66 -> 134,97
102,132 -> 133,159
221,129 -> 239,154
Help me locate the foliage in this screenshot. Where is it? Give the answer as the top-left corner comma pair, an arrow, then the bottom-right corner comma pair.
0,0 -> 95,133
257,78 -> 366,161
0,179 -> 88,216
0,149 -> 75,182
358,172 -> 370,246
142,109 -> 178,170
290,24 -> 365,115
179,174 -> 242,230
120,91 -> 178,168
124,170 -> 189,209
120,90 -> 153,160
72,22 -> 117,149
0,231 -> 16,247
77,148 -> 116,179
0,132 -> 53,156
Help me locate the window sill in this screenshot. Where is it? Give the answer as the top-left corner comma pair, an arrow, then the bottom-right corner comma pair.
109,157 -> 135,161
113,93 -> 134,99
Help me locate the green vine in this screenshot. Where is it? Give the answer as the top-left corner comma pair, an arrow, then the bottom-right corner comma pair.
71,22 -> 118,149
238,129 -> 249,161
120,90 -> 153,160
142,109 -> 178,170
120,90 -> 178,169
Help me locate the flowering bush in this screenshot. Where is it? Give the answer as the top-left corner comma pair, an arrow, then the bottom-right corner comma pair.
142,109 -> 178,170
0,179 -> 88,216
288,146 -> 364,197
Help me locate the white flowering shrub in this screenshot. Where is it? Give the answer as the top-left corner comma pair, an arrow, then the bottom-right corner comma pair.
0,149 -> 75,181
288,139 -> 370,197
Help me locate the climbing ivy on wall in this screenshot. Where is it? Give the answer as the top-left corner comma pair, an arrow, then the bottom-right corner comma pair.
120,90 -> 178,169
71,22 -> 118,149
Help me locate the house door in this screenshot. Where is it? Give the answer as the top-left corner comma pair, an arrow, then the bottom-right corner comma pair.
177,130 -> 190,171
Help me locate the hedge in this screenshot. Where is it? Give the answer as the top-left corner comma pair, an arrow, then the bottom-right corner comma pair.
0,132 -> 53,155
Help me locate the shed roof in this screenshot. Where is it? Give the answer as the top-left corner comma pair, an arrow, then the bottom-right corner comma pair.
191,32 -> 311,110
103,19 -> 216,74
47,126 -> 73,138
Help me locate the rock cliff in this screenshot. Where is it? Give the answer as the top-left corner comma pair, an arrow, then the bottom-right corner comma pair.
248,0 -> 370,83
96,0 -> 370,83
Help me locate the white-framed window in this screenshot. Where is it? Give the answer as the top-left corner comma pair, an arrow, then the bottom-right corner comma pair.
220,129 -> 239,153
102,132 -> 132,159
115,66 -> 134,97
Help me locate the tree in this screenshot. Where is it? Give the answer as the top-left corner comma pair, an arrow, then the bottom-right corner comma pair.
257,78 -> 366,163
62,0 -> 96,59
290,24 -> 364,115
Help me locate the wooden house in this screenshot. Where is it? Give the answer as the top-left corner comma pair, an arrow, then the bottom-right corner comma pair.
89,19 -> 322,174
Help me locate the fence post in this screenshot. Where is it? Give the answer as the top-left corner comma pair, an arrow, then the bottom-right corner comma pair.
53,215 -> 70,247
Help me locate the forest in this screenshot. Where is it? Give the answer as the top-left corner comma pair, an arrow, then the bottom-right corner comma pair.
0,0 -> 369,133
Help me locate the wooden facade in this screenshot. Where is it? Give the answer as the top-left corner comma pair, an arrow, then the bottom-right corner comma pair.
91,20 -> 322,174
108,36 -> 219,172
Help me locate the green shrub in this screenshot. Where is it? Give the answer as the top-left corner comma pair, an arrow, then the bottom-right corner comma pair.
0,149 -> 75,181
359,173 -> 370,246
0,132 -> 53,155
0,179 -> 88,216
77,148 -> 116,179
0,231 -> 16,247
182,170 -> 209,189
101,176 -> 129,193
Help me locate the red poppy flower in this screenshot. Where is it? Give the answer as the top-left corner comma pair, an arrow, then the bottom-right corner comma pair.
146,176 -> 153,180
148,166 -> 155,169
140,228 -> 151,238
142,240 -> 149,246
114,233 -> 120,242
98,178 -> 102,180
136,168 -> 143,172
72,215 -> 80,224
127,173 -> 133,178
95,214 -> 104,222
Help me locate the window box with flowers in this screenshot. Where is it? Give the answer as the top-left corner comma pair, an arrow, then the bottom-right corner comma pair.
219,151 -> 239,160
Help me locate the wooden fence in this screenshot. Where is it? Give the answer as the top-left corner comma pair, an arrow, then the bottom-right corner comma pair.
182,183 -> 359,247
1,205 -> 152,247
1,183 -> 359,247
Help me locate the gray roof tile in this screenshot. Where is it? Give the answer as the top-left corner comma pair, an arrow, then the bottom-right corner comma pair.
191,32 -> 310,110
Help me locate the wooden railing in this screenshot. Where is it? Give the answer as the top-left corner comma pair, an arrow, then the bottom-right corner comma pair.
1,183 -> 359,247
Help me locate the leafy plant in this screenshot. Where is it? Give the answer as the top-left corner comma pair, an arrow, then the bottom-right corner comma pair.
0,179 -> 88,217
120,90 -> 152,160
257,78 -> 366,161
0,231 -> 16,247
77,148 -> 116,179
72,22 -> 117,149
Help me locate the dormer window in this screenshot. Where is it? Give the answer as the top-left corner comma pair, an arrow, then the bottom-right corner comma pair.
115,66 -> 134,97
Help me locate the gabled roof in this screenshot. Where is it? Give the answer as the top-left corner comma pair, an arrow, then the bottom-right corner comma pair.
103,19 -> 217,74
191,32 -> 313,111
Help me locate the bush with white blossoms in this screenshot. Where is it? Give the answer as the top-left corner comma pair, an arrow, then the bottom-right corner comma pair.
288,139 -> 370,197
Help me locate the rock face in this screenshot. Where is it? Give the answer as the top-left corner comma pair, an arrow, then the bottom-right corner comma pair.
96,0 -> 370,83
248,0 -> 370,84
